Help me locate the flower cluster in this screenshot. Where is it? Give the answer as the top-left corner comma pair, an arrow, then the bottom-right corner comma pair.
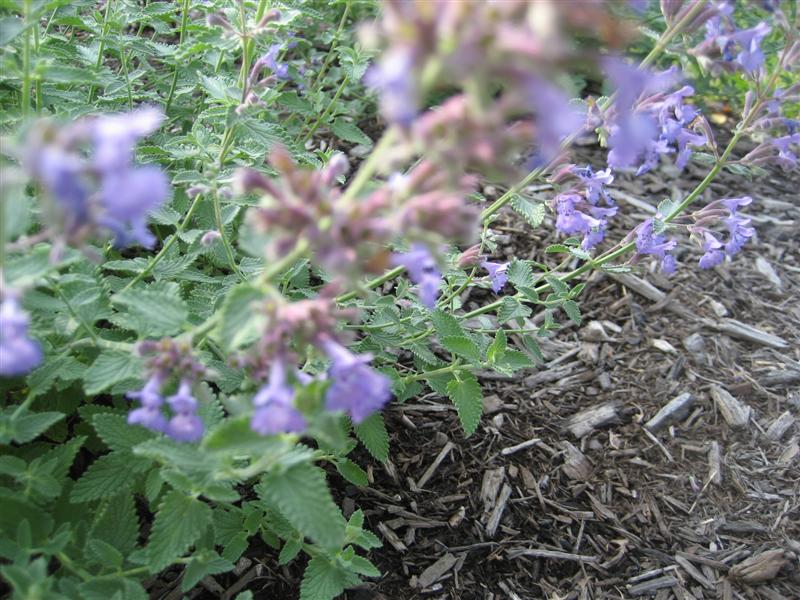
0,293 -> 42,377
693,3 -> 772,75
126,339 -> 206,442
690,196 -> 755,268
635,218 -> 678,274
24,108 -> 169,249
550,165 -> 617,250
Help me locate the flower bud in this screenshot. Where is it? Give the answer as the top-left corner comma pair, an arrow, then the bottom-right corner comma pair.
457,244 -> 484,268
207,13 -> 234,34
201,230 -> 222,246
186,185 -> 209,199
255,8 -> 281,30
233,167 -> 280,197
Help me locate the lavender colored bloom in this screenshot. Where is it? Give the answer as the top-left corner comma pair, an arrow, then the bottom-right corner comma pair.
698,231 -> 726,268
390,244 -> 442,309
35,148 -> 89,232
320,338 -> 391,424
481,261 -> 509,293
731,22 -> 771,73
636,218 -> 677,273
573,165 -> 614,205
0,296 -> 43,377
723,212 -> 755,256
127,374 -> 167,433
773,134 -> 800,171
165,380 -> 203,442
555,193 -> 599,235
365,49 -> 418,126
528,79 -> 585,163
99,166 -> 169,248
253,44 -> 290,80
581,226 -> 607,251
92,107 -> 164,174
250,359 -> 306,435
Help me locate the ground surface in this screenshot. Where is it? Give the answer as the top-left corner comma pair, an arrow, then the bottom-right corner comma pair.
159,136 -> 800,600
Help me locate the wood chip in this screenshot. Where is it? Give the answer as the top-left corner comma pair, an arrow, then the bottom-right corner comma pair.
778,438 -> 799,465
645,392 -> 694,431
765,411 -> 795,441
627,575 -> 678,596
416,441 -> 455,489
485,483 -> 512,537
674,554 -> 715,590
500,437 -> 541,456
414,553 -> 459,589
754,256 -> 782,290
729,549 -> 789,583
564,401 -> 620,438
704,318 -> 789,349
560,441 -> 593,481
652,338 -> 677,353
506,547 -> 598,563
710,385 -> 752,428
480,467 -> 505,516
708,441 -> 723,485
377,522 -> 407,553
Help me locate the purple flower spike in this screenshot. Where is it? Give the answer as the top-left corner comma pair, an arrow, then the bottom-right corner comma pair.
698,231 -> 726,269
36,148 -> 90,232
250,359 -> 306,436
365,49 -> 418,127
636,218 -> 677,273
528,78 -> 585,163
391,244 -> 443,309
732,22 -> 771,73
0,296 -> 43,377
481,261 -> 509,293
166,380 -> 198,413
320,338 -> 391,424
127,373 -> 165,408
92,107 -> 164,174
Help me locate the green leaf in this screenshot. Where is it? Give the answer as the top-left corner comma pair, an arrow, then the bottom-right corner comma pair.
544,275 -> 569,297
258,462 -> 345,550
78,577 -> 147,600
92,413 -> 155,453
300,556 -> 360,600
562,300 -> 582,325
85,539 -> 124,569
1,410 -> 64,444
446,374 -> 482,436
91,493 -> 140,557
181,552 -> 234,592
214,284 -> 266,352
507,260 -> 534,288
431,310 -> 465,339
510,195 -> 545,228
495,350 -> 534,372
83,351 -> 144,395
487,329 -> 507,363
0,16 -> 25,46
335,459 -> 368,487
147,490 -> 212,571
278,539 -> 303,565
70,452 -> 149,503
353,414 -> 389,462
440,336 -> 482,362
330,118 -> 372,146
112,283 -> 188,337
496,296 -> 532,324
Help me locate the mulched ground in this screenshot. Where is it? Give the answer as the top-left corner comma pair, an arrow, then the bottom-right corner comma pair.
161,129 -> 800,599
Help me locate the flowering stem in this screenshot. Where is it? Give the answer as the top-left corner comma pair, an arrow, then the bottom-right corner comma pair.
21,0 -> 32,119
309,1 -> 352,93
303,75 -> 349,145
165,0 -> 191,115
119,192 -> 205,292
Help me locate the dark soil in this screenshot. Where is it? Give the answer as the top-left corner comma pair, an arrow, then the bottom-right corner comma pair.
159,132 -> 800,599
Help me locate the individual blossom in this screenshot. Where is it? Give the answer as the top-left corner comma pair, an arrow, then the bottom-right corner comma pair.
127,373 -> 168,433
165,380 -> 203,442
251,358 -> 306,436
635,218 -> 677,274
573,165 -> 614,205
99,165 -> 169,248
698,231 -> 726,269
390,244 -> 443,309
319,337 -> 392,424
553,192 -> 616,251
364,49 -> 418,127
721,197 -> 755,255
0,295 -> 43,377
481,261 -> 509,293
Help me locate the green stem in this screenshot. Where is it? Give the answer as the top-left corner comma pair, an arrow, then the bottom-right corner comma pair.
88,0 -> 114,102
33,8 -> 41,114
401,361 -> 476,383
303,75 -> 349,145
308,1 -> 351,93
21,0 -> 32,119
339,126 -> 399,203
238,0 -> 251,97
165,0 -> 191,115
336,266 -> 405,303
120,44 -> 133,110
212,191 -> 243,279
119,192 -> 205,292
48,278 -> 99,344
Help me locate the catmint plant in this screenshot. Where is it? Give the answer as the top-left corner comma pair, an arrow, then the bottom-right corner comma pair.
0,1 -> 797,599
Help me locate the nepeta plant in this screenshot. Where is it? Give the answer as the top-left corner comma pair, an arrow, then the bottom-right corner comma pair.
0,1 -> 797,599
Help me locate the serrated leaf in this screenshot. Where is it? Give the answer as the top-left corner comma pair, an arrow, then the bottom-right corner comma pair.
440,336 -> 482,362
335,459 -> 368,487
181,552 -> 233,592
353,414 -> 389,462
495,349 -> 534,372
92,413 -> 155,453
2,411 -> 64,444
258,462 -> 345,550
278,539 -> 303,565
147,490 -> 212,571
300,555 -> 361,600
487,329 -> 507,363
91,493 -> 140,557
446,374 -> 482,436
496,296 -> 532,324
430,310 -> 465,339
510,195 -> 545,228
112,283 -> 188,337
562,300 -> 582,325
70,452 -> 149,503
507,260 -> 534,288
330,118 -> 372,146
544,275 -> 569,297
83,351 -> 143,395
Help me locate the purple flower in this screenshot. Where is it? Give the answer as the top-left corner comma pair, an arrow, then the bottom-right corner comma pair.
365,49 -> 418,126
773,134 -> 800,171
127,374 -> 167,432
573,165 -> 614,205
0,296 -> 42,377
581,226 -> 607,251
731,22 -> 771,73
92,107 -> 164,174
636,218 -> 677,273
555,193 -> 599,235
698,231 -> 726,268
528,78 -> 585,164
320,338 -> 392,424
250,359 -> 306,436
723,211 -> 755,256
390,244 -> 442,309
165,380 -> 203,442
481,261 -> 509,293
252,44 -> 290,81
99,166 -> 169,248
35,148 -> 89,233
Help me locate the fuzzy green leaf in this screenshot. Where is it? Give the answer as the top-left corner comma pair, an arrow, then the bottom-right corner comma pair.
446,374 -> 483,436
353,414 -> 389,462
147,490 -> 212,571
70,452 -> 149,503
83,351 -> 143,395
299,555 -> 361,600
